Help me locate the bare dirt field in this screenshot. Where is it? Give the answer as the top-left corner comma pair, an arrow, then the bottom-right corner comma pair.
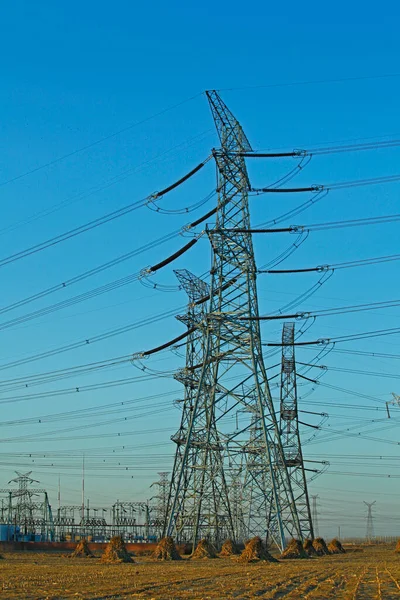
1,544 -> 400,599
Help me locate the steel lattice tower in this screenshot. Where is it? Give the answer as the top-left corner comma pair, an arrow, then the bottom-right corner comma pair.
279,323 -> 314,539
166,91 -> 302,550
165,269 -> 224,543
150,472 -> 170,538
311,495 -> 319,538
0,472 -> 54,540
364,501 -> 376,541
240,411 -> 275,545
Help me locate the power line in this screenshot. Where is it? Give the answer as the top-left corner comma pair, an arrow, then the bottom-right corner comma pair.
0,390 -> 180,426
0,92 -> 204,188
260,253 -> 400,274
0,157 -> 210,269
264,326 -> 400,347
217,72 -> 400,92
241,138 -> 400,158
0,304 -> 184,372
0,373 -> 174,405
256,298 -> 400,321
251,173 -> 400,194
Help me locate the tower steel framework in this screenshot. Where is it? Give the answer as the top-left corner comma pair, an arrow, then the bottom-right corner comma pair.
279,322 -> 314,539
165,91 -> 302,551
165,269 -> 220,543
311,495 -> 320,538
364,501 -> 376,540
0,472 -> 54,540
150,471 -> 170,538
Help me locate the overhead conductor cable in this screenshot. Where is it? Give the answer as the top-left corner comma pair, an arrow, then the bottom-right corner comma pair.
0,156 -> 211,269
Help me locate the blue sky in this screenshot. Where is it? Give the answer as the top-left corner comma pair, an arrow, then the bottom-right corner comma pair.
0,1 -> 399,538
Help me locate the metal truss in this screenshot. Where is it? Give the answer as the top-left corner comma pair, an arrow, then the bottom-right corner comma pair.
165,270 -> 232,544
279,322 -> 314,539
150,472 -> 169,538
166,92 -> 302,551
0,472 -> 54,540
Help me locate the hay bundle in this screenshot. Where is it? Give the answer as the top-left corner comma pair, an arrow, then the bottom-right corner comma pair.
312,537 -> 330,556
101,535 -> 134,563
70,538 -> 94,558
153,536 -> 181,560
280,538 -> 309,559
191,538 -> 218,559
303,538 -> 318,556
396,539 -> 400,553
219,539 -> 240,557
328,538 -> 345,554
238,536 -> 278,563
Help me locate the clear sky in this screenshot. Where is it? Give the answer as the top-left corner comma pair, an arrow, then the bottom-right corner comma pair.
0,1 -> 400,538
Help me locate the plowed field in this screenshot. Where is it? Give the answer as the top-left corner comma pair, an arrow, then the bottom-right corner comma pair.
1,544 -> 399,599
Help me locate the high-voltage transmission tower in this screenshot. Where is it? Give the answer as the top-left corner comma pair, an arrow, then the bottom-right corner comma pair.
364,501 -> 376,541
150,472 -> 170,538
165,269 -> 213,542
311,495 -> 319,538
279,323 -> 313,539
165,91 -> 302,551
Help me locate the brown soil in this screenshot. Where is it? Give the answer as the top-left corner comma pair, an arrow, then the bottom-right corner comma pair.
152,537 -> 181,560
1,544 -> 400,598
280,538 -> 309,559
313,537 -> 330,556
191,539 -> 218,559
328,538 -> 346,554
219,539 -> 240,557
238,536 -> 278,563
100,536 -> 134,563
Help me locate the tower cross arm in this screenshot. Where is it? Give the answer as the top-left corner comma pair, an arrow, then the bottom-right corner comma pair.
206,90 -> 253,152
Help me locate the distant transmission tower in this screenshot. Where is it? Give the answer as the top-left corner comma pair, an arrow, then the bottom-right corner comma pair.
165,91 -> 302,551
279,322 -> 313,539
150,472 -> 169,538
364,501 -> 376,541
311,495 -> 319,538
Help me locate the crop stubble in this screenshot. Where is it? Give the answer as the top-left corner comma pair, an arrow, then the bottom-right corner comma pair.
1,543 -> 400,599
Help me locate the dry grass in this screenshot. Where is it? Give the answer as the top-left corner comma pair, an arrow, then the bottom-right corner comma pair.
238,536 -> 278,563
101,535 -> 134,563
153,536 -> 181,560
219,539 -> 240,557
303,538 -> 318,556
69,538 -> 94,559
191,538 -> 218,559
328,538 -> 346,554
280,538 -> 309,559
312,536 -> 330,556
1,543 -> 400,598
